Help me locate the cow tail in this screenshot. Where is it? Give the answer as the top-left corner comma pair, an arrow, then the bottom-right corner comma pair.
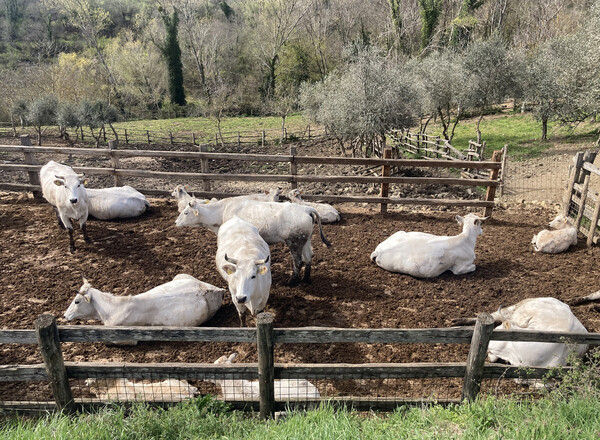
311,211 -> 331,247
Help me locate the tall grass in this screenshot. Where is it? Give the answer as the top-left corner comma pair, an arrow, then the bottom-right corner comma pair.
2,393 -> 600,439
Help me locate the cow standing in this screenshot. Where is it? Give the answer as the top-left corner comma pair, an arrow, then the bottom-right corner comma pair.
40,160 -> 90,253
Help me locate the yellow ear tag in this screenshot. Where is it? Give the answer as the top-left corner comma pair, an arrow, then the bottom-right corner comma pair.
84,295 -> 91,303
503,322 -> 511,329
83,179 -> 88,186
54,180 -> 64,186
225,268 -> 234,275
258,266 -> 269,275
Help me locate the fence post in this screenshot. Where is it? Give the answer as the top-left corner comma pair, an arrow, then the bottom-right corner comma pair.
587,198 -> 600,246
498,145 -> 508,198
124,129 -> 128,144
308,125 -> 311,140
461,313 -> 495,402
380,147 -> 392,214
146,130 -> 151,145
262,130 -> 266,147
35,314 -> 75,413
237,132 -> 241,147
575,174 -> 591,230
20,135 -> 43,199
257,312 -> 275,420
200,145 -> 211,192
563,152 -> 584,217
483,150 -> 503,217
290,147 -> 298,190
192,132 -> 196,146
108,140 -> 122,187
170,131 -> 174,145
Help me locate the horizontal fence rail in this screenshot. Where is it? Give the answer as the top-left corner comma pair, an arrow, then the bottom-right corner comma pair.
0,142 -> 503,213
1,313 -> 596,416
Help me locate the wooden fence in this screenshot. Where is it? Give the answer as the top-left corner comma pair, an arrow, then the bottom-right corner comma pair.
388,130 -> 495,180
563,150 -> 600,245
1,313 -> 598,417
6,125 -> 329,149
0,137 -> 504,216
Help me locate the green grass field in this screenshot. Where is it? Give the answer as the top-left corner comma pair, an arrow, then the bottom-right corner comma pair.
2,393 -> 600,440
430,114 -> 598,161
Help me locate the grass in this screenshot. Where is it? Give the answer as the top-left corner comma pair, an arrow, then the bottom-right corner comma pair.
2,394 -> 600,440
428,114 -> 598,161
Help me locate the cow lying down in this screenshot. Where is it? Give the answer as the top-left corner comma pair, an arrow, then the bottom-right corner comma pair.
454,297 -> 588,368
64,274 -> 225,345
87,186 -> 150,220
370,213 -> 487,278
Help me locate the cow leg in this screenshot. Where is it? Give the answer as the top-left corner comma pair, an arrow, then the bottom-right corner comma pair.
67,228 -> 76,253
81,223 -> 91,243
238,313 -> 247,328
284,239 -> 304,286
302,263 -> 312,283
53,207 -> 65,229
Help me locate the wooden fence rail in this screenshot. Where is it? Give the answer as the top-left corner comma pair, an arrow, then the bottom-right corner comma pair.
0,142 -> 503,214
1,313 -> 596,416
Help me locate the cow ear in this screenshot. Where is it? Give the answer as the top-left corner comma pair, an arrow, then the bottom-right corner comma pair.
222,264 -> 236,275
258,265 -> 269,275
54,179 -> 64,186
82,178 -> 88,186
84,294 -> 91,303
455,215 -> 464,225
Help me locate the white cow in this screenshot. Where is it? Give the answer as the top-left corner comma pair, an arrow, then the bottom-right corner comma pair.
287,189 -> 340,223
40,160 -> 90,253
370,213 -> 487,278
209,353 -> 320,401
172,185 -> 212,213
176,198 -> 331,285
87,186 -> 149,220
64,274 -> 224,345
216,217 -> 271,326
487,297 -> 588,367
532,214 -> 578,254
86,377 -> 198,402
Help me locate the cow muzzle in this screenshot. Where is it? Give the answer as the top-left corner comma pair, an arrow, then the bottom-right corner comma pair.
236,295 -> 247,304
70,198 -> 78,204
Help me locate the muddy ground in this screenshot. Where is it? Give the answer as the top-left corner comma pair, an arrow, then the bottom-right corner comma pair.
2,191 -> 600,401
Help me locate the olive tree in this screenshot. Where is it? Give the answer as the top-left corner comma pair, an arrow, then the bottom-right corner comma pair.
56,102 -> 81,144
28,95 -> 58,145
78,100 -> 120,147
407,49 -> 467,141
462,35 -> 519,143
300,45 -> 420,157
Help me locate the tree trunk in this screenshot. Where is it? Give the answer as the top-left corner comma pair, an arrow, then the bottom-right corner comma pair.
449,106 -> 462,143
37,126 -> 42,146
476,113 -> 484,144
438,108 -> 449,140
541,117 -> 548,141
108,123 -> 119,143
280,115 -> 286,144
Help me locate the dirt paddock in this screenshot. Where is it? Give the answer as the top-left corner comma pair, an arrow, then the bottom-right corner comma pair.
2,192 -> 600,400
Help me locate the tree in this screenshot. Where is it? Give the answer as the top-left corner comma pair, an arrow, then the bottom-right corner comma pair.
157,7 -> 186,106
11,99 -> 28,130
28,95 -> 58,146
243,0 -> 309,100
301,45 -> 420,157
78,100 -> 120,147
462,36 -> 518,143
419,0 -> 442,52
48,0 -> 122,103
408,49 -> 467,141
2,0 -> 27,41
450,0 -> 484,49
56,102 -> 81,144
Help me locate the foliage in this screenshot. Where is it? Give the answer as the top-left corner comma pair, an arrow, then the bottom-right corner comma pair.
3,392 -> 600,439
301,45 -> 420,156
78,99 -> 120,146
419,0 -> 442,51
56,101 -> 81,137
158,7 -> 186,106
27,95 -> 58,145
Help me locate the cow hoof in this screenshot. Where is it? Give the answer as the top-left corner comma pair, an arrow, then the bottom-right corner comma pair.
287,277 -> 301,287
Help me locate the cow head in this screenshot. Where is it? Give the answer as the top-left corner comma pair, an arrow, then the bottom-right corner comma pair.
222,254 -> 270,313
456,213 -> 488,236
549,214 -> 573,230
64,279 -> 98,321
54,173 -> 88,205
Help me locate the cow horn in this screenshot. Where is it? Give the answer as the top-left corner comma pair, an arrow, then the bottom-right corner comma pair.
77,173 -> 85,178
254,255 -> 270,265
54,175 -> 65,180
224,254 -> 238,265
